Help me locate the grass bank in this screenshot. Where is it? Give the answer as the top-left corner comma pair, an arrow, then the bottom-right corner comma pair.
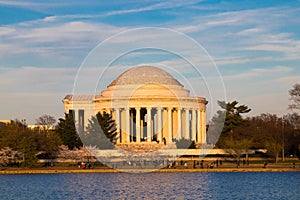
1,164 -> 299,174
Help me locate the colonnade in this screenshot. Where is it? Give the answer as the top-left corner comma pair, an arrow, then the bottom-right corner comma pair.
102,106 -> 206,144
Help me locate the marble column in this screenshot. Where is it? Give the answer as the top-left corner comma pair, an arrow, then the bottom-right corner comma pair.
201,110 -> 206,144
185,109 -> 190,139
121,108 -> 126,143
147,107 -> 152,142
115,108 -> 121,143
197,110 -> 201,143
167,107 -> 172,143
177,108 -> 182,139
191,109 -> 196,141
136,107 -> 141,142
156,107 -> 162,142
162,108 -> 168,141
125,107 -> 130,143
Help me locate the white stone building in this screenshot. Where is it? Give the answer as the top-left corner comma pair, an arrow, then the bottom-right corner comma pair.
63,66 -> 207,145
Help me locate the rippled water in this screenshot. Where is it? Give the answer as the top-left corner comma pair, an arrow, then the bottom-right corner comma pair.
0,172 -> 299,200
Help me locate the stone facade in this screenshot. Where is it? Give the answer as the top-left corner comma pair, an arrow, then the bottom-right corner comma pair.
63,66 -> 207,145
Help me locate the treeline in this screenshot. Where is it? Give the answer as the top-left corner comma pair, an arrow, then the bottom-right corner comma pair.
0,112 -> 117,168
0,120 -> 61,167
208,83 -> 300,162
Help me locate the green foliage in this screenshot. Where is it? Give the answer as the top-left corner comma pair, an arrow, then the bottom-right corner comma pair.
213,100 -> 251,147
218,100 -> 251,134
0,121 -> 38,167
265,139 -> 282,163
56,113 -> 83,150
35,131 -> 62,159
84,112 -> 118,149
224,138 -> 253,160
96,112 -> 118,144
0,120 -> 27,149
175,138 -> 196,149
19,135 -> 39,168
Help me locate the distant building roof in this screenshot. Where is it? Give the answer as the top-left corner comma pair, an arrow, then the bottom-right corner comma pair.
0,120 -> 11,127
63,94 -> 95,101
0,120 -> 11,124
27,125 -> 56,130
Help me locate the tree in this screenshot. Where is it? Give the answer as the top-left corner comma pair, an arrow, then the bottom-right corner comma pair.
265,139 -> 282,163
19,135 -> 39,168
84,115 -> 109,148
283,113 -> 300,158
289,83 -> 300,111
0,120 -> 27,150
225,138 -> 253,161
0,120 -> 62,167
213,100 -> 251,147
85,112 -> 118,149
284,113 -> 300,130
35,114 -> 56,132
218,100 -> 251,134
0,120 -> 64,167
96,112 -> 118,144
56,113 -> 83,150
35,131 -> 62,159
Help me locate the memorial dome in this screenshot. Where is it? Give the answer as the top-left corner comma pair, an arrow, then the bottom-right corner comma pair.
108,66 -> 182,87
102,66 -> 189,98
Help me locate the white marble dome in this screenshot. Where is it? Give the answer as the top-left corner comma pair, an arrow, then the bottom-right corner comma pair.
109,66 -> 182,87
102,66 -> 189,98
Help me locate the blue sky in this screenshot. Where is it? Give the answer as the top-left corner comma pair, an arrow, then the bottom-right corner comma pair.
0,0 -> 300,124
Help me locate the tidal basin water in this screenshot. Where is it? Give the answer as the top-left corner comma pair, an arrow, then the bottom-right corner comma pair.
0,172 -> 299,199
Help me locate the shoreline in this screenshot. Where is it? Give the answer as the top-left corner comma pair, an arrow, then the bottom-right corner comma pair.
1,167 -> 299,174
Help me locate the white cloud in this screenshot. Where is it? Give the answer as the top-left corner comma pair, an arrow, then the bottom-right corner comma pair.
214,56 -> 251,66
224,66 -> 293,81
41,16 -> 57,22
237,28 -> 264,36
206,18 -> 239,26
175,7 -> 282,33
0,20 -> 124,63
13,21 -> 119,43
0,0 -> 37,7
0,27 -> 15,35
256,66 -> 293,73
0,66 -> 77,93
104,0 -> 203,16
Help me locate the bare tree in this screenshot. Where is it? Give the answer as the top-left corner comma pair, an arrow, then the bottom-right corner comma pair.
284,113 -> 300,130
289,83 -> 300,111
35,114 -> 56,132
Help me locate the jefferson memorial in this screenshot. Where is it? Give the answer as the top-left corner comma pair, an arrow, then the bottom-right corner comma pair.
63,66 -> 207,145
